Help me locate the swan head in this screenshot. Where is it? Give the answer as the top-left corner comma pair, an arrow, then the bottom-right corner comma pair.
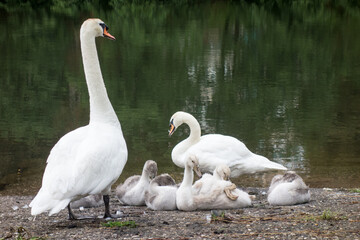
143,160 -> 158,180
186,155 -> 202,177
168,111 -> 193,136
80,18 -> 115,40
214,164 -> 231,181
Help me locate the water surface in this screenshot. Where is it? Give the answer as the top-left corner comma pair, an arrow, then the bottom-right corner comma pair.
1,2 -> 360,195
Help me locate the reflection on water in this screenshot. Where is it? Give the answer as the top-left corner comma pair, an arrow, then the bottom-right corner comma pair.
1,2 -> 360,195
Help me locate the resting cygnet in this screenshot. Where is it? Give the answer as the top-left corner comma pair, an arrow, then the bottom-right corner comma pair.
145,173 -> 178,211
116,160 -> 157,206
176,155 -> 251,211
267,171 -> 310,206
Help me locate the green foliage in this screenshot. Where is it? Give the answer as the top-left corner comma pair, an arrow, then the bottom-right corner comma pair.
101,220 -> 137,228
1,0 -> 360,15
1,0 -> 360,187
320,210 -> 342,220
305,210 -> 347,221
211,211 -> 225,220
349,188 -> 360,193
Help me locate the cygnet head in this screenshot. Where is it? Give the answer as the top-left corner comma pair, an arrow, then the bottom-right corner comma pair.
185,155 -> 202,177
168,111 -> 194,136
214,164 -> 231,181
143,160 -> 158,180
80,18 -> 115,40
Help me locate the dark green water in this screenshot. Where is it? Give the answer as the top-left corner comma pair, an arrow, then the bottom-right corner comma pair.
1,2 -> 360,195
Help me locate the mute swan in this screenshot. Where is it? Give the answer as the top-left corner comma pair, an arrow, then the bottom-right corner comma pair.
145,173 -> 178,211
116,160 -> 157,206
267,171 -> 310,206
169,111 -> 287,177
29,19 -> 128,220
176,156 -> 251,211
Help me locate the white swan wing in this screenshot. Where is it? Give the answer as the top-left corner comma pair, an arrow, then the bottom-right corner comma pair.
31,124 -> 127,215
187,134 -> 286,176
71,124 -> 127,196
41,126 -> 89,196
186,134 -> 252,173
30,126 -> 89,215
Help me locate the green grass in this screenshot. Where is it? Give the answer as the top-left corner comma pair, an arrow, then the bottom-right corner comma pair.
101,220 -> 137,228
304,210 -> 347,221
320,210 -> 338,220
349,188 -> 360,193
211,212 -> 225,220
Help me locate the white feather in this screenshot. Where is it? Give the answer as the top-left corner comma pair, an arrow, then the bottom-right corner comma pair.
116,160 -> 157,206
145,174 -> 178,211
30,18 -> 127,216
267,171 -> 310,206
169,111 -> 287,178
176,156 -> 252,211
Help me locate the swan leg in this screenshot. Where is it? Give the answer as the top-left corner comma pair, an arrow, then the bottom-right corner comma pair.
67,204 -> 96,220
68,204 -> 77,220
224,184 -> 238,201
103,195 -> 123,219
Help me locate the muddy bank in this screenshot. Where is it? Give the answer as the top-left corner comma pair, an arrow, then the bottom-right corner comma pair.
0,188 -> 359,239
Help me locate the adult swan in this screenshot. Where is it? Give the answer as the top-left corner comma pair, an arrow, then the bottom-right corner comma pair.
30,19 -> 128,219
169,111 -> 286,178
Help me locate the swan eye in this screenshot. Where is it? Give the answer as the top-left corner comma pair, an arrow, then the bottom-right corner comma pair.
99,23 -> 107,30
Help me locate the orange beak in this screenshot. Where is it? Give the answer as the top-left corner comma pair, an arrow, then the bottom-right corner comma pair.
103,28 -> 116,40
168,122 -> 176,136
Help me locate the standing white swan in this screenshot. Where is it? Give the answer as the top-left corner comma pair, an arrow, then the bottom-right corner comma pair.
169,111 -> 287,177
29,18 -> 127,219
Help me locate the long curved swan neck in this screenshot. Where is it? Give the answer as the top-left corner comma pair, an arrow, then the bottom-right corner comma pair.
182,164 -> 194,187
80,34 -> 119,127
139,169 -> 150,183
171,113 -> 201,167
184,114 -> 201,142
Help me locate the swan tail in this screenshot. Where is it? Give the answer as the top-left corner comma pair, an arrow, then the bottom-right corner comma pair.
264,161 -> 287,171
30,189 -> 71,216
252,154 -> 287,171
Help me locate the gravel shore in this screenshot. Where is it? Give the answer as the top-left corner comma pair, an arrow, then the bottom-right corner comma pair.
1,188 -> 359,239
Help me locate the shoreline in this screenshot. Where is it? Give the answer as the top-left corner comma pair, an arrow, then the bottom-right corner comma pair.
1,188 -> 359,239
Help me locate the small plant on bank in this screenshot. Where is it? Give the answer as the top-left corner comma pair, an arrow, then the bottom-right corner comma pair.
320,210 -> 347,221
320,210 -> 337,220
304,210 -> 347,221
210,211 -> 234,223
211,211 -> 225,220
349,188 -> 360,193
101,220 -> 137,228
